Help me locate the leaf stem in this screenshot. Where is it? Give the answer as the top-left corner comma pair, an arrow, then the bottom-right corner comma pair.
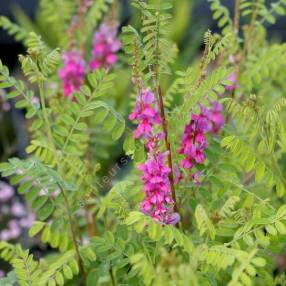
59,184 -> 87,282
109,266 -> 116,286
38,82 -> 86,283
85,147 -> 97,237
38,81 -> 54,145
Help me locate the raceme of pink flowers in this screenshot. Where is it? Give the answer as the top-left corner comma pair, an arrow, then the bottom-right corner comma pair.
201,101 -> 224,134
58,50 -> 85,98
178,101 -> 224,174
129,89 -> 179,225
89,22 -> 121,71
139,151 -> 178,224
59,22 -> 121,97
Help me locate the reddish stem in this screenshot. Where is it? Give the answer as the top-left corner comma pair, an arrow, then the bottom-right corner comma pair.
157,85 -> 178,213
85,202 -> 97,236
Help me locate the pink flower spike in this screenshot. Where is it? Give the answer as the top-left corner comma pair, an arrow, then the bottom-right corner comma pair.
106,53 -> 118,65
178,101 -> 224,181
89,22 -> 121,70
58,50 -> 85,98
129,86 -> 179,225
137,151 -> 177,224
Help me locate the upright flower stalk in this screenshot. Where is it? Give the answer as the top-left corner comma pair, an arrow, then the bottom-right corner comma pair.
129,89 -> 179,225
59,20 -> 121,99
157,85 -> 178,213
89,21 -> 121,71
38,80 -> 86,281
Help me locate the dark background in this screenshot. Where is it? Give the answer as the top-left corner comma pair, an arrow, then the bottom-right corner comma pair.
0,0 -> 37,68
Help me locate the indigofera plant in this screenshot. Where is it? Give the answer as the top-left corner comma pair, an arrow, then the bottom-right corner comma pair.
0,0 -> 286,285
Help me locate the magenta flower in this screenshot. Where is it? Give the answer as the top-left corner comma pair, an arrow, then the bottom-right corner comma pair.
225,72 -> 237,91
139,152 -> 178,224
58,50 -> 86,98
209,101 -> 224,134
178,101 -> 224,175
89,22 -> 121,70
129,88 -> 179,225
178,114 -> 209,170
200,101 -> 224,134
129,89 -> 161,140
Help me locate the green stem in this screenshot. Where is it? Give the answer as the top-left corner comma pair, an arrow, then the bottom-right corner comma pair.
109,267 -> 116,286
60,184 -> 86,282
38,81 -> 86,283
38,81 -> 54,145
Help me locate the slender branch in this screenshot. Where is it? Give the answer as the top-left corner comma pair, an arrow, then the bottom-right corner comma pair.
196,44 -> 209,88
83,129 -> 97,237
60,184 -> 86,281
85,203 -> 96,236
78,0 -> 88,55
110,0 -> 118,21
224,0 -> 241,123
157,85 -> 178,213
242,0 -> 259,62
153,9 -> 178,214
38,82 -> 86,282
109,267 -> 116,286
233,0 -> 240,35
131,20 -> 179,212
38,82 -> 54,145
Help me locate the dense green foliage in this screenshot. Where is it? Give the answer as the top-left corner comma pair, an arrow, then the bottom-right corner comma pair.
1,0 -> 286,285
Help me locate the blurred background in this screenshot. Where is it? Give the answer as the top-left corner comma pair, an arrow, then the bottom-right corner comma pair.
1,0 -> 286,68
